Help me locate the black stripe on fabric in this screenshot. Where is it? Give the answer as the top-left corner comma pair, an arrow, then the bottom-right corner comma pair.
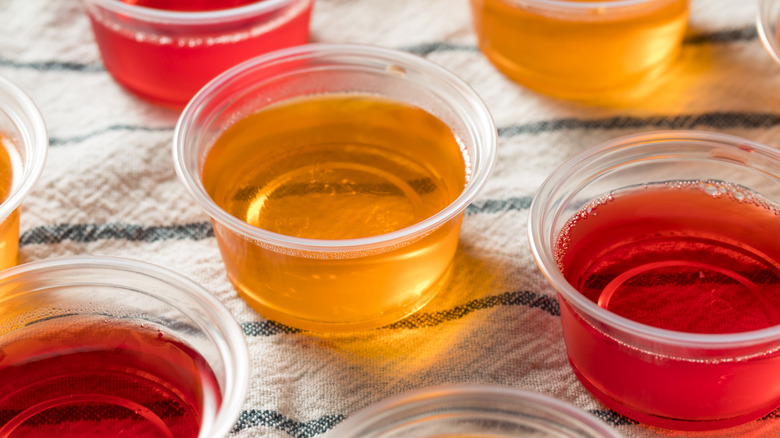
499,112 -> 780,137
18,196 -> 530,247
590,409 -> 638,427
49,125 -> 174,146
231,408 -> 637,436
0,58 -> 105,73
591,406 -> 780,427
762,408 -> 780,420
403,27 -> 757,55
241,320 -> 302,336
384,290 -> 560,330
232,410 -> 345,436
229,408 -> 637,436
684,26 -> 758,44
466,196 -> 533,215
241,291 -> 560,338
403,42 -> 479,56
0,25 -> 758,75
19,222 -> 214,246
45,111 -> 780,149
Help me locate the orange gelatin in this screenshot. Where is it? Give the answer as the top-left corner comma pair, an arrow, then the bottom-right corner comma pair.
202,94 -> 468,331
0,136 -> 18,271
470,0 -> 689,102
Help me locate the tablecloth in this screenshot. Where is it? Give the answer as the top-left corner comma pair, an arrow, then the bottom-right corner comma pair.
2,0 -> 780,437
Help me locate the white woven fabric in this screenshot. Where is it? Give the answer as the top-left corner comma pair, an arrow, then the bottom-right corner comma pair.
2,0 -> 780,437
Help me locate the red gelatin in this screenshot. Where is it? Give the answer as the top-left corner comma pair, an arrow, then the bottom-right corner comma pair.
84,0 -> 314,106
555,180 -> 780,429
0,319 -> 221,437
121,0 -> 264,12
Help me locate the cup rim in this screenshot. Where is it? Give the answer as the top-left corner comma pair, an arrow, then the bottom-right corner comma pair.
330,384 -> 621,437
498,0 -> 680,11
758,0 -> 780,66
528,129 -> 780,349
0,75 -> 48,222
0,255 -> 250,438
82,0 -> 305,23
173,42 -> 497,252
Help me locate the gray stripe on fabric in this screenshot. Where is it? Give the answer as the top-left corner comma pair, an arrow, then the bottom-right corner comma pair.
44,111 -> 780,147
0,25 -> 760,75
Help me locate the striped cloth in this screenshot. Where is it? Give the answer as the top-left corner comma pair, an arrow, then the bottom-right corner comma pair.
2,0 -> 780,437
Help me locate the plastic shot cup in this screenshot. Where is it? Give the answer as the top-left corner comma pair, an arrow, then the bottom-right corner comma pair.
0,256 -> 249,437
0,76 -> 48,271
174,43 -> 497,332
326,384 -> 622,437
469,0 -> 689,103
81,0 -> 314,107
528,131 -> 780,430
758,0 -> 780,67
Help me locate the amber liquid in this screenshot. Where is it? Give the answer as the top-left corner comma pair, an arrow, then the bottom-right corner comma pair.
0,136 -> 19,271
469,0 -> 689,103
202,95 -> 467,331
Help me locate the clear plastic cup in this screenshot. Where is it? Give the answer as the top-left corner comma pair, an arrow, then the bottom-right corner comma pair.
528,130 -> 780,430
173,43 -> 497,332
469,0 -> 689,103
326,384 -> 622,437
81,0 -> 314,107
758,0 -> 780,67
0,256 -> 249,437
0,75 -> 48,271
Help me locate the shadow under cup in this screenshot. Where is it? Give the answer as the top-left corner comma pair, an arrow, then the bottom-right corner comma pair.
0,256 -> 249,438
0,76 -> 48,271
174,44 -> 496,332
528,131 -> 780,430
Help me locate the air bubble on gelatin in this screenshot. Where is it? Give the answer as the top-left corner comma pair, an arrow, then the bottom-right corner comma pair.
704,184 -> 719,197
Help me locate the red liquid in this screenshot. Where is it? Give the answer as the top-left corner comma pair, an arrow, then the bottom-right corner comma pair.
121,0 -> 264,12
86,0 -> 313,106
0,319 -> 221,437
555,181 -> 780,429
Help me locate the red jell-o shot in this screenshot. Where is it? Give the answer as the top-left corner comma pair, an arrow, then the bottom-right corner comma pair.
0,257 -> 249,437
530,131 -> 780,431
82,0 -> 314,107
